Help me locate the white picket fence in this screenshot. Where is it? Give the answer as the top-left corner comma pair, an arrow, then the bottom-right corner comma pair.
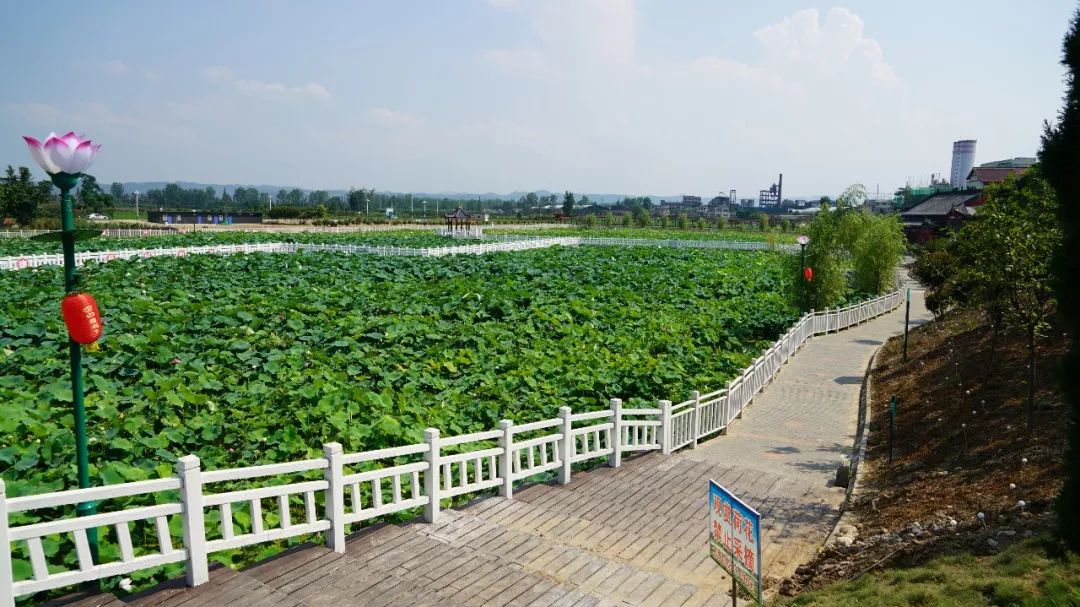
0,283 -> 905,604
0,235 -> 805,271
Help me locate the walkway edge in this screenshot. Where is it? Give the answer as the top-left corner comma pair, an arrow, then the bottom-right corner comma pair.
823,345 -> 881,548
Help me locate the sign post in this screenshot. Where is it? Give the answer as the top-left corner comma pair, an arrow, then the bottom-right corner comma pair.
709,480 -> 762,605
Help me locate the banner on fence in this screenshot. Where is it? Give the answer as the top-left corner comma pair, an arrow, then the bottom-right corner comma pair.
709,480 -> 762,604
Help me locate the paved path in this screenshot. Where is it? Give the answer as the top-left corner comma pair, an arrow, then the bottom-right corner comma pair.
63,279 -> 930,607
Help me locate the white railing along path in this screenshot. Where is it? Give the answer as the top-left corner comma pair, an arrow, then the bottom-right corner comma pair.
0,279 -> 905,605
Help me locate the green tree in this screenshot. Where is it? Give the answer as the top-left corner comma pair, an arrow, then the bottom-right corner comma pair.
716,216 -> 727,230
1,166 -> 47,225
77,174 -> 111,214
1040,6 -> 1080,550
621,213 -> 632,228
757,212 -> 769,231
676,213 -> 689,229
967,170 -> 1059,431
110,182 -> 125,202
562,191 -> 575,216
781,218 -> 793,232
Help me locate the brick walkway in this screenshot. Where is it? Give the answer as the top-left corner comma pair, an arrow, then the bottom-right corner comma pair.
63,279 -> 930,607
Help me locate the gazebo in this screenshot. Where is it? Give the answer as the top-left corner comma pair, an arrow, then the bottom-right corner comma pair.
444,206 -> 472,231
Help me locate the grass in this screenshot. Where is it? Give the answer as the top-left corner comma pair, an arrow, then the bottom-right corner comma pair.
783,536 -> 1080,607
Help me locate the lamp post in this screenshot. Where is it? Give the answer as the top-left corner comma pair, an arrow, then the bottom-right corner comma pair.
23,132 -> 103,560
192,209 -> 197,232
796,234 -> 810,312
134,190 -> 140,220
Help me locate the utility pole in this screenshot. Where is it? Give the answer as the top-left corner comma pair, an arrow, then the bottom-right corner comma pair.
134,190 -> 140,219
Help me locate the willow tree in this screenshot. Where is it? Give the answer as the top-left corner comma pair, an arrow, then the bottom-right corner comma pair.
803,184 -> 905,309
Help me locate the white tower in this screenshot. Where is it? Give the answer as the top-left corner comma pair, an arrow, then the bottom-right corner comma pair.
950,140 -> 977,188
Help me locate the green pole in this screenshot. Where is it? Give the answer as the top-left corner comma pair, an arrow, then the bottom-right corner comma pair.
888,395 -> 897,464
902,288 -> 911,361
53,172 -> 98,561
799,244 -> 806,312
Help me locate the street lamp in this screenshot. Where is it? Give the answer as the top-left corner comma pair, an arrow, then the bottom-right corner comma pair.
192,209 -> 197,232
134,190 -> 140,220
796,235 -> 810,311
23,131 -> 103,558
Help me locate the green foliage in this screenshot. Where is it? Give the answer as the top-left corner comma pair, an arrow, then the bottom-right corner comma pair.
583,214 -> 596,228
804,187 -> 905,309
911,167 -> 1060,431
1040,6 -> 1080,551
562,191 -> 575,216
781,536 -> 1080,607
757,212 -> 769,231
0,166 -> 52,226
490,227 -> 796,243
76,174 -> 113,214
0,246 -> 797,584
850,214 -> 907,295
0,230 -> 460,257
676,213 -> 689,229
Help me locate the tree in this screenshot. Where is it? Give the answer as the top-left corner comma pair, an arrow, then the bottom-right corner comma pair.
803,185 -> 905,309
562,191 -> 575,216
287,188 -> 304,205
964,170 -> 1058,432
757,212 -> 769,231
1041,6 -> 1080,550
76,174 -> 111,214
1,166 -> 47,225
110,182 -> 125,202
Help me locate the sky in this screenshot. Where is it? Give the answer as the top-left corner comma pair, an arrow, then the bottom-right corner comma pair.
1,1 -> 1075,199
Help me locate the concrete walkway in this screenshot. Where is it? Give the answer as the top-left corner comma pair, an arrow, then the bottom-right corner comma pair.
80,279 -> 931,607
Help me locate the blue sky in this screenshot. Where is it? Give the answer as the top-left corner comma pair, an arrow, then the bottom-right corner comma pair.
1,1 -> 1075,198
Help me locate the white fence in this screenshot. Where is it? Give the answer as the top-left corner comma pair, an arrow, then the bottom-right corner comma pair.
0,229 -> 180,239
0,236 -> 803,271
0,284 -> 904,604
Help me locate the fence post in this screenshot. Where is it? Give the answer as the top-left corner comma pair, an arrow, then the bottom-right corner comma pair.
423,429 -> 441,523
608,399 -> 623,468
660,400 -> 673,455
176,455 -> 208,586
691,391 -> 701,449
322,442 -> 345,553
557,407 -> 573,485
499,420 -> 514,499
0,480 -> 13,607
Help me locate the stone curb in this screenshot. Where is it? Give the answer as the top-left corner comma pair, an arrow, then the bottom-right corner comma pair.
822,345 -> 882,548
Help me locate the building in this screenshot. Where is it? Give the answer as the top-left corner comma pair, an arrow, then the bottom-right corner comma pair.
900,191 -> 980,243
950,140 -> 977,188
977,157 -> 1036,169
681,195 -> 702,205
149,211 -> 262,225
964,158 -> 1034,189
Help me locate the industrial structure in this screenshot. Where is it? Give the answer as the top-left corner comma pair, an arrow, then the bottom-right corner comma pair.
758,173 -> 782,207
949,140 -> 977,188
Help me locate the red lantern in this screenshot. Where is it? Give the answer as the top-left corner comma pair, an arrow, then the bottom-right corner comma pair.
803,267 -> 813,282
61,292 -> 103,344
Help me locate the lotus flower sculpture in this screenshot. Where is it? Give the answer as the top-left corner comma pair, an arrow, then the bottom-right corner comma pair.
23,131 -> 101,176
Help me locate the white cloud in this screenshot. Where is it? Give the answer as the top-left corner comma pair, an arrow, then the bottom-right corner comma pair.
366,107 -> 422,127
201,66 -> 331,101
